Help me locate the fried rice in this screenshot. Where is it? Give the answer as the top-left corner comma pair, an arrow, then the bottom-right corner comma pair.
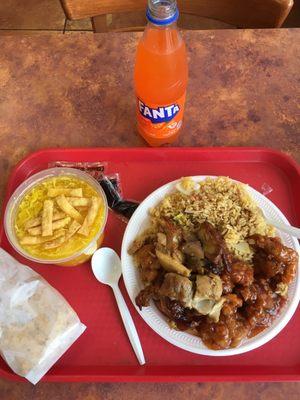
150,176 -> 275,261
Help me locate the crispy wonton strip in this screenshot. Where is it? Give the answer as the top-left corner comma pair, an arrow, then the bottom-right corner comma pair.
20,236 -> 43,245
78,197 -> 101,237
25,211 -> 66,229
66,220 -> 81,239
42,200 -> 54,237
27,217 -> 71,235
43,221 -> 81,250
76,206 -> 88,212
43,235 -> 66,249
66,197 -> 90,207
20,229 -> 65,245
52,216 -> 71,230
24,217 -> 42,230
56,195 -> 83,223
27,226 -> 42,236
48,188 -> 83,198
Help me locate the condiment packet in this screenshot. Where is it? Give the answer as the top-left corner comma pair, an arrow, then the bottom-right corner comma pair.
49,161 -> 140,222
98,175 -> 139,222
48,161 -> 107,181
0,248 -> 86,384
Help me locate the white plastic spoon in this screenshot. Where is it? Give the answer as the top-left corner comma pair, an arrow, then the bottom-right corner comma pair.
91,247 -> 145,365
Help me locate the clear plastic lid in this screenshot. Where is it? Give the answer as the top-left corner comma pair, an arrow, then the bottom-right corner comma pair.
4,168 -> 108,264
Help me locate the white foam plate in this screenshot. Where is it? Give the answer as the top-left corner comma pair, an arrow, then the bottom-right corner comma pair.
121,176 -> 300,356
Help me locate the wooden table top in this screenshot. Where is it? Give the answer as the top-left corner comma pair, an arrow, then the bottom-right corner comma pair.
0,29 -> 299,398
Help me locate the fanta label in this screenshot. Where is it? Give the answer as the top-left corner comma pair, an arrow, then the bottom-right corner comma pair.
136,93 -> 186,139
138,100 -> 180,124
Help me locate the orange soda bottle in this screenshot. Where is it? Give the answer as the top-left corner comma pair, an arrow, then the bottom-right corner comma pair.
134,0 -> 188,146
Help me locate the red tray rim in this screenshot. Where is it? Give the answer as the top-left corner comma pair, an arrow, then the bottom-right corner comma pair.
0,146 -> 299,383
4,146 -> 300,196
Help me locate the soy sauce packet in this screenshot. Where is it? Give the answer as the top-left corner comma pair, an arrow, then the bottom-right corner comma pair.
99,175 -> 139,221
48,161 -> 140,222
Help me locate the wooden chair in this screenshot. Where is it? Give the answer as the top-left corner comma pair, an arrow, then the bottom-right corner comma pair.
60,0 -> 294,32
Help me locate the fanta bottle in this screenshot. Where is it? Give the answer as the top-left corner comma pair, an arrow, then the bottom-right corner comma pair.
134,0 -> 188,146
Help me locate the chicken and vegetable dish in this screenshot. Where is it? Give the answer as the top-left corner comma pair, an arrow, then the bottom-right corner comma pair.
129,177 -> 298,350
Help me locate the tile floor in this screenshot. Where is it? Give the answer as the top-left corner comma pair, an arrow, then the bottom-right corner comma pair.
0,0 -> 92,34
0,0 -> 299,34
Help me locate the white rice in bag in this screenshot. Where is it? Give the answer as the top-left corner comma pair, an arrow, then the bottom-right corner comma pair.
0,248 -> 86,384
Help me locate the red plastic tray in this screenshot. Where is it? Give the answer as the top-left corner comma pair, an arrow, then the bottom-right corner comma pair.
0,147 -> 300,383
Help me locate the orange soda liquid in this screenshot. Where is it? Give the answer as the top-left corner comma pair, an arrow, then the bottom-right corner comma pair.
134,2 -> 188,147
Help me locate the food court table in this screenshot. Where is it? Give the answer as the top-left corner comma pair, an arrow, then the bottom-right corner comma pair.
0,29 -> 299,398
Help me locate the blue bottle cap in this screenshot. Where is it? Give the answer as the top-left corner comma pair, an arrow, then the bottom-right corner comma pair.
146,0 -> 179,26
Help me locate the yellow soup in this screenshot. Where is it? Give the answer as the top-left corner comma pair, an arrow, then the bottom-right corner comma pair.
15,176 -> 105,260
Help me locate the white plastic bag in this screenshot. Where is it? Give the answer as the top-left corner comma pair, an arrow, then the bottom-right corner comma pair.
0,248 -> 86,384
